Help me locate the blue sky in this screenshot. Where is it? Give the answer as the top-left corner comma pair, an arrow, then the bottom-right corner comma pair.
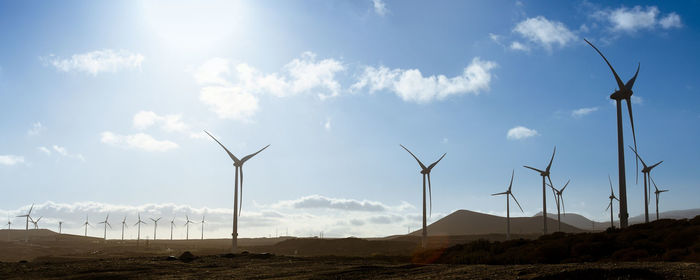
0,0 -> 698,238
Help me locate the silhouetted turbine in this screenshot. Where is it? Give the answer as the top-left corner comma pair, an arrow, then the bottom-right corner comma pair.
400,144 -> 446,248
629,146 -> 662,223
200,215 -> 206,240
134,213 -> 147,246
524,146 -> 556,234
649,176 -> 669,221
58,221 -> 63,235
150,217 -> 162,240
170,218 -> 176,241
585,38 -> 640,228
120,216 -> 128,241
491,170 -> 524,240
30,216 -> 42,229
16,203 -> 33,242
98,214 -> 111,240
548,179 -> 570,232
82,215 -> 92,237
184,215 -> 194,240
205,130 -> 269,253
606,175 -> 619,229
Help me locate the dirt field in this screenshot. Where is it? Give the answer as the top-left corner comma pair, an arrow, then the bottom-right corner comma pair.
0,253 -> 697,279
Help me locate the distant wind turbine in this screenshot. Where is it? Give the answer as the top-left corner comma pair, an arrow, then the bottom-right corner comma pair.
184,215 -> 194,240
547,179 -> 570,232
585,38 -> 640,229
83,215 -> 91,237
524,146 -> 556,234
58,221 -> 63,235
606,175 -> 619,229
200,215 -> 206,240
98,214 -> 112,240
649,176 -> 669,221
120,216 -> 128,241
205,130 -> 270,253
30,216 -> 42,229
170,218 -> 176,241
629,146 -> 662,223
134,213 -> 147,246
6,218 -> 11,241
400,144 -> 446,248
16,203 -> 33,242
491,170 -> 524,240
150,217 -> 161,240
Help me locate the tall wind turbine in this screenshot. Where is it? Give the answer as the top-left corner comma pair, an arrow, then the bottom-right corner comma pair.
649,176 -> 669,221
200,215 -> 206,240
120,216 -> 128,241
585,38 -> 640,228
30,216 -> 42,229
629,146 -> 662,223
606,175 -> 619,229
150,217 -> 161,240
184,215 -> 194,240
524,146 -> 556,234
134,213 -> 147,246
98,214 -> 111,240
16,203 -> 33,242
169,218 -> 176,241
491,170 -> 524,240
205,130 -> 270,253
83,215 -> 91,237
547,179 -> 570,232
400,144 -> 446,248
58,221 -> 63,234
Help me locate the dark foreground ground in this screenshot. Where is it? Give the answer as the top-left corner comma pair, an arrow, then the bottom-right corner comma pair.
1,253 -> 698,280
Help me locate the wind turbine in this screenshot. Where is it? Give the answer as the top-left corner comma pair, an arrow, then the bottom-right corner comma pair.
547,179 -> 570,232
400,144 -> 446,248
524,146 -> 556,234
83,215 -> 91,237
491,170 -> 524,240
204,130 -> 270,253
150,217 -> 161,240
606,175 -> 619,229
58,221 -> 63,234
649,176 -> 669,221
16,203 -> 33,242
629,146 -> 662,223
120,216 -> 128,241
134,213 -> 147,246
6,217 -> 11,241
98,214 -> 112,240
585,38 -> 640,229
184,215 -> 194,240
200,215 -> 206,240
30,216 -> 42,229
169,218 -> 176,241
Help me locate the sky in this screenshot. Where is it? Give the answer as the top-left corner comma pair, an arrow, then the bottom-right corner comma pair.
0,0 -> 698,239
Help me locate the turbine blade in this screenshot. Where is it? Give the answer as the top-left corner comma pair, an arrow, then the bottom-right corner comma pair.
546,146 -> 556,173
492,191 -> 508,196
605,201 -> 611,211
625,100 -> 639,184
560,195 -> 565,215
427,153 -> 447,171
204,130 -> 241,163
584,38 -> 626,91
510,193 -> 524,213
649,175 -> 659,192
625,63 -> 640,90
608,175 -> 615,196
240,145 -> 270,164
427,173 -> 433,218
239,167 -> 243,216
508,169 -> 515,192
523,166 -> 544,174
648,161 -> 663,171
400,144 -> 427,170
561,179 -> 570,192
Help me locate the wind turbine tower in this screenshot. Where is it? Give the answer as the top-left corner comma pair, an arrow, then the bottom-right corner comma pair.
524,146 -> 556,234
98,214 -> 112,240
150,217 -> 161,240
491,170 -> 524,240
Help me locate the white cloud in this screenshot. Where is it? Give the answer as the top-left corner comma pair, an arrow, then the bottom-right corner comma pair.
513,16 -> 576,50
51,145 -> 85,161
42,49 -> 144,76
133,111 -> 188,133
195,52 -> 344,120
595,6 -> 682,33
507,126 -> 539,140
272,195 -> 391,212
0,155 -> 25,166
27,122 -> 45,136
101,131 -> 178,152
37,146 -> 52,155
372,0 -> 388,16
509,41 -> 530,51
351,57 -> 497,103
631,95 -> 643,104
659,13 -> 682,29
572,106 -> 599,118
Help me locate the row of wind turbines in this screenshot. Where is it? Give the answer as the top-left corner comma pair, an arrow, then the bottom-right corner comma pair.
201,38 -> 672,252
